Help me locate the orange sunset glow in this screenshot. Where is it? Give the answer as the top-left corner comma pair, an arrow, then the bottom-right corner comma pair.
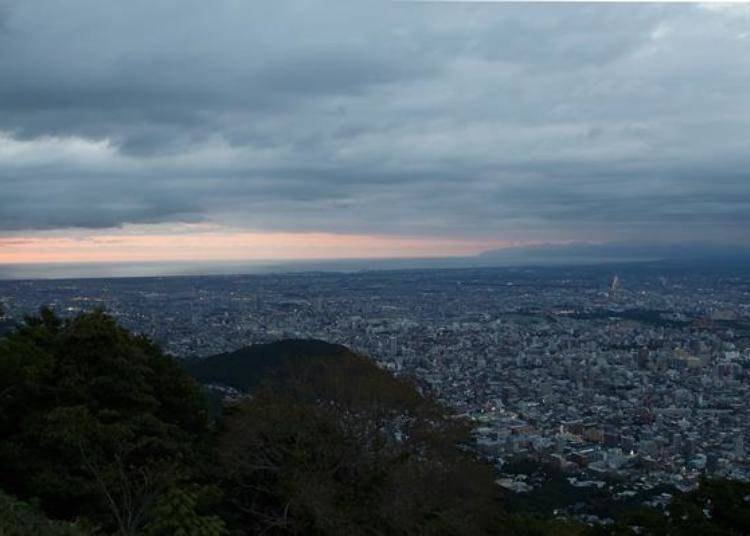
0,229 -> 514,265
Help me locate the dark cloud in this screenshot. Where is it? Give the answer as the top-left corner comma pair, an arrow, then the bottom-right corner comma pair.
0,1 -> 749,244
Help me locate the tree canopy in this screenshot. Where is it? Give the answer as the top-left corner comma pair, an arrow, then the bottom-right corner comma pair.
214,349 -> 508,535
0,308 -> 219,534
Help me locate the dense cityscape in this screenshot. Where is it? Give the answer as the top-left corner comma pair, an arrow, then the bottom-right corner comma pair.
1,261 -> 748,522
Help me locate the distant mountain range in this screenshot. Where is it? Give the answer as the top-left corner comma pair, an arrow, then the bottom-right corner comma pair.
479,242 -> 750,266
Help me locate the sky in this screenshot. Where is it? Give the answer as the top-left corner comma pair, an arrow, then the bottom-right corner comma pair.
1,1 -> 749,265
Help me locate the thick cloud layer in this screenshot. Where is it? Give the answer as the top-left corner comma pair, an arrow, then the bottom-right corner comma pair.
1,1 -> 749,242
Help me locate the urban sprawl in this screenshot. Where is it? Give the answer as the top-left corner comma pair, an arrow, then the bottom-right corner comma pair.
1,264 -> 748,522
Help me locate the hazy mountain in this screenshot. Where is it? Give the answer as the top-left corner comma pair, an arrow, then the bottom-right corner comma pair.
479,242 -> 750,266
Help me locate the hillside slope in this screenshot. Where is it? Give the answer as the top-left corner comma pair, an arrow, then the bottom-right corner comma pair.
184,338 -> 353,391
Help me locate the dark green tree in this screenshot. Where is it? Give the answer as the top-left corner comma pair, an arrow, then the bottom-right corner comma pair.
597,478 -> 750,536
217,352 -> 522,535
143,486 -> 226,536
0,488 -> 89,536
0,309 -> 213,534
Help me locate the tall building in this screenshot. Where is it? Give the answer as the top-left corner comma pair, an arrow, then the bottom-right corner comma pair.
733,435 -> 744,459
608,274 -> 620,300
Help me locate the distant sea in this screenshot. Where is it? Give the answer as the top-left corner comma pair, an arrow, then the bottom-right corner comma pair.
4,241 -> 747,281
0,257 -> 523,281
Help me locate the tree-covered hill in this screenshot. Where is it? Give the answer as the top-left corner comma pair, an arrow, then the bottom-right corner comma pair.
184,339 -> 354,391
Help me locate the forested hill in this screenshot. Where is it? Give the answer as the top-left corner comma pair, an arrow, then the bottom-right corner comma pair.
184,338 -> 353,391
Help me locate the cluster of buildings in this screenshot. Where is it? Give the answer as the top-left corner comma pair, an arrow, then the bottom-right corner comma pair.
1,264 -> 749,506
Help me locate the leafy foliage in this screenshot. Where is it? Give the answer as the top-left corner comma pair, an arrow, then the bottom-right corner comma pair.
0,488 -> 88,536
143,486 -> 226,536
216,350 -> 532,534
0,309 -> 212,534
595,478 -> 750,536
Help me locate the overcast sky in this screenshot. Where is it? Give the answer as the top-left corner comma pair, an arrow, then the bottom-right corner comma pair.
1,1 -> 749,263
